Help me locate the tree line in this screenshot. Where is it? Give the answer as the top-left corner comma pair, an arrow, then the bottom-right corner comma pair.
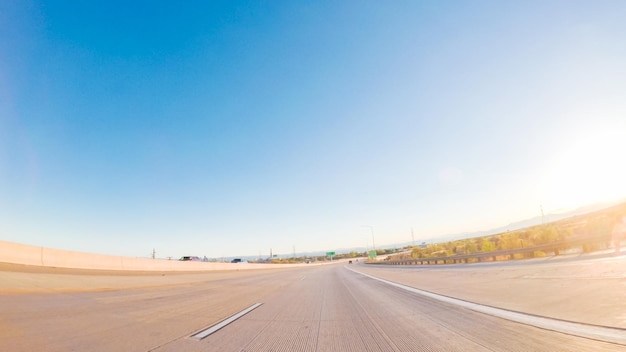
407,202 -> 626,260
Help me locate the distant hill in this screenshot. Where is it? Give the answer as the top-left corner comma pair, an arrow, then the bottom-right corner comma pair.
382,197 -> 626,249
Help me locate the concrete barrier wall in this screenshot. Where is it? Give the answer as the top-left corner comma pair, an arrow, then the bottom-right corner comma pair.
0,241 -> 45,267
0,240 -> 303,271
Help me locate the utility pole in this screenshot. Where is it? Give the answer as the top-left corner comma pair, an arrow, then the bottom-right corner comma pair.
411,228 -> 415,247
152,248 -> 155,259
362,225 -> 375,252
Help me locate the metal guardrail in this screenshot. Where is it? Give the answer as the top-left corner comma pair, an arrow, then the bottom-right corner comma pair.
370,235 -> 612,265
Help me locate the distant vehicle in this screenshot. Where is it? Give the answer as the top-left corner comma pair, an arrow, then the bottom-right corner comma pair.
348,260 -> 353,264
180,256 -> 201,261
231,258 -> 242,263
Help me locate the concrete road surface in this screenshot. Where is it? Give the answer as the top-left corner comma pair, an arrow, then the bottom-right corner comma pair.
1,256 -> 625,351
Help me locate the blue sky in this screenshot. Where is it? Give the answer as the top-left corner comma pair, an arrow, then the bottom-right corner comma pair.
2,1 -> 626,259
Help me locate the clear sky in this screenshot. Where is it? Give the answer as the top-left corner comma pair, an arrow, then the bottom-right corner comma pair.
2,1 -> 626,259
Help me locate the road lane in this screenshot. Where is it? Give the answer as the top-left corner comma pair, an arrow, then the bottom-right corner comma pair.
0,266 -> 315,351
1,260 -> 625,351
155,264 -> 624,351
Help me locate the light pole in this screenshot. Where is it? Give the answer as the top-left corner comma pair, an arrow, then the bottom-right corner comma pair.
362,225 -> 375,252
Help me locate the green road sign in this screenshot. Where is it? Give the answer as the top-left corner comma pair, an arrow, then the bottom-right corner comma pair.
326,251 -> 335,256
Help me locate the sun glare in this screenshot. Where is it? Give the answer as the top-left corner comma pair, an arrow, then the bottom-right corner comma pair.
540,126 -> 626,211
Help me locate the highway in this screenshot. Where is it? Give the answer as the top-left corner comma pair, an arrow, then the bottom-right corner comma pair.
1,257 -> 625,351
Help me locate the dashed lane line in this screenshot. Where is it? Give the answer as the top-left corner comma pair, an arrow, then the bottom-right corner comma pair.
190,303 -> 263,340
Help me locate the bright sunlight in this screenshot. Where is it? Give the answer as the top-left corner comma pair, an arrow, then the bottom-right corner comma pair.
540,124 -> 626,212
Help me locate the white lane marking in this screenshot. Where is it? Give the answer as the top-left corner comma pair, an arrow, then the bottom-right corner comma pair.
346,267 -> 626,345
191,303 -> 263,340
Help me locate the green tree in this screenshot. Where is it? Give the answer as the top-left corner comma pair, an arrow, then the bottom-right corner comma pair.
481,239 -> 496,252
465,239 -> 478,254
499,232 -> 521,250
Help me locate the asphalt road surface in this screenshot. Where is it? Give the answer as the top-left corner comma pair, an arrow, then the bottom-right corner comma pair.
1,258 -> 625,351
